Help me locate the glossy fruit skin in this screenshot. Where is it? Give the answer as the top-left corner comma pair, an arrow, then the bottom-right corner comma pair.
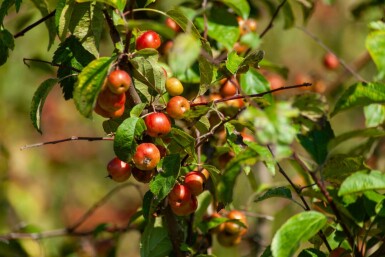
168,184 -> 197,216
131,167 -> 156,183
94,102 -> 125,119
220,79 -> 238,97
136,30 -> 161,50
144,112 -> 172,137
165,17 -> 181,32
323,52 -> 340,70
184,171 -> 206,196
97,88 -> 126,112
107,70 -> 132,95
166,96 -> 190,119
107,157 -> 131,182
225,210 -> 247,236
165,77 -> 184,96
132,143 -> 161,171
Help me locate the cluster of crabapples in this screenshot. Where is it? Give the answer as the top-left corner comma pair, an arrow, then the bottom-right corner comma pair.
209,210 -> 248,247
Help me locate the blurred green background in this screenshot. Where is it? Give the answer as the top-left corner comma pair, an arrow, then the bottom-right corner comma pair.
0,0 -> 380,256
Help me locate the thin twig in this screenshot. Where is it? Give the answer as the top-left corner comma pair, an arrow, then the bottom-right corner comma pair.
20,136 -> 114,150
14,10 -> 56,38
164,206 -> 185,257
23,58 -> 82,73
123,0 -> 136,54
68,182 -> 142,232
202,0 -> 209,40
103,9 -> 122,47
269,147 -> 332,252
260,0 -> 288,38
293,153 -> 358,255
190,82 -> 312,107
296,26 -> 367,83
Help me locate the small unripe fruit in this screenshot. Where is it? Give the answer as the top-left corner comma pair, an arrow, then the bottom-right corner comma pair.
165,17 -> 181,32
165,77 -> 184,96
216,232 -> 242,247
136,30 -> 161,50
166,96 -> 190,119
107,157 -> 131,182
133,143 -> 161,171
220,79 -> 238,97
144,112 -> 172,137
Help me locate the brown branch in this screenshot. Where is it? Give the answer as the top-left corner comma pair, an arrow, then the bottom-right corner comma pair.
123,0 -> 136,54
268,147 -> 332,252
103,9 -> 122,47
68,182 -> 142,232
23,58 -> 82,73
20,136 -> 114,150
260,0 -> 287,38
195,106 -> 246,149
293,154 -> 359,255
296,26 -> 367,83
14,10 -> 56,38
190,82 -> 312,107
0,226 -> 132,241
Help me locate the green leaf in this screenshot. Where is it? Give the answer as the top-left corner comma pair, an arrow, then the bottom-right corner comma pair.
198,216 -> 228,234
298,248 -> 327,257
113,117 -> 146,163
239,50 -> 265,71
29,0 -> 56,49
297,117 -> 335,165
166,8 -> 201,39
149,154 -> 180,202
281,1 -> 295,29
338,170 -> 385,196
220,0 -> 250,19
226,51 -> 244,74
255,187 -> 292,202
30,79 -> 58,134
193,191 -> 213,228
331,82 -> 385,117
328,127 -> 385,151
271,211 -> 327,257
169,33 -> 201,75
261,246 -> 273,257
140,219 -> 172,257
53,35 -> 96,100
364,104 -> 385,127
130,51 -> 166,102
130,103 -> 147,118
169,128 -> 196,158
195,8 -> 239,50
0,29 -> 14,66
0,0 -> 15,25
245,142 -> 276,175
73,56 -> 114,117
240,68 -> 272,103
184,106 -> 210,122
323,155 -> 369,185
76,0 -> 126,11
56,0 -> 103,57
198,42 -> 215,96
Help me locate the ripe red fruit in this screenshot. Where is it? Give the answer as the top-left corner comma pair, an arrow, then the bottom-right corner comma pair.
97,88 -> 126,112
225,210 -> 247,236
323,52 -> 340,70
107,70 -> 132,95
168,184 -> 197,216
131,167 -> 156,183
94,102 -> 125,119
144,112 -> 172,137
136,30 -> 161,50
220,78 -> 238,97
165,17 -> 181,32
107,157 -> 131,182
132,143 -> 161,171
166,96 -> 190,119
156,145 -> 167,158
184,171 -> 206,196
